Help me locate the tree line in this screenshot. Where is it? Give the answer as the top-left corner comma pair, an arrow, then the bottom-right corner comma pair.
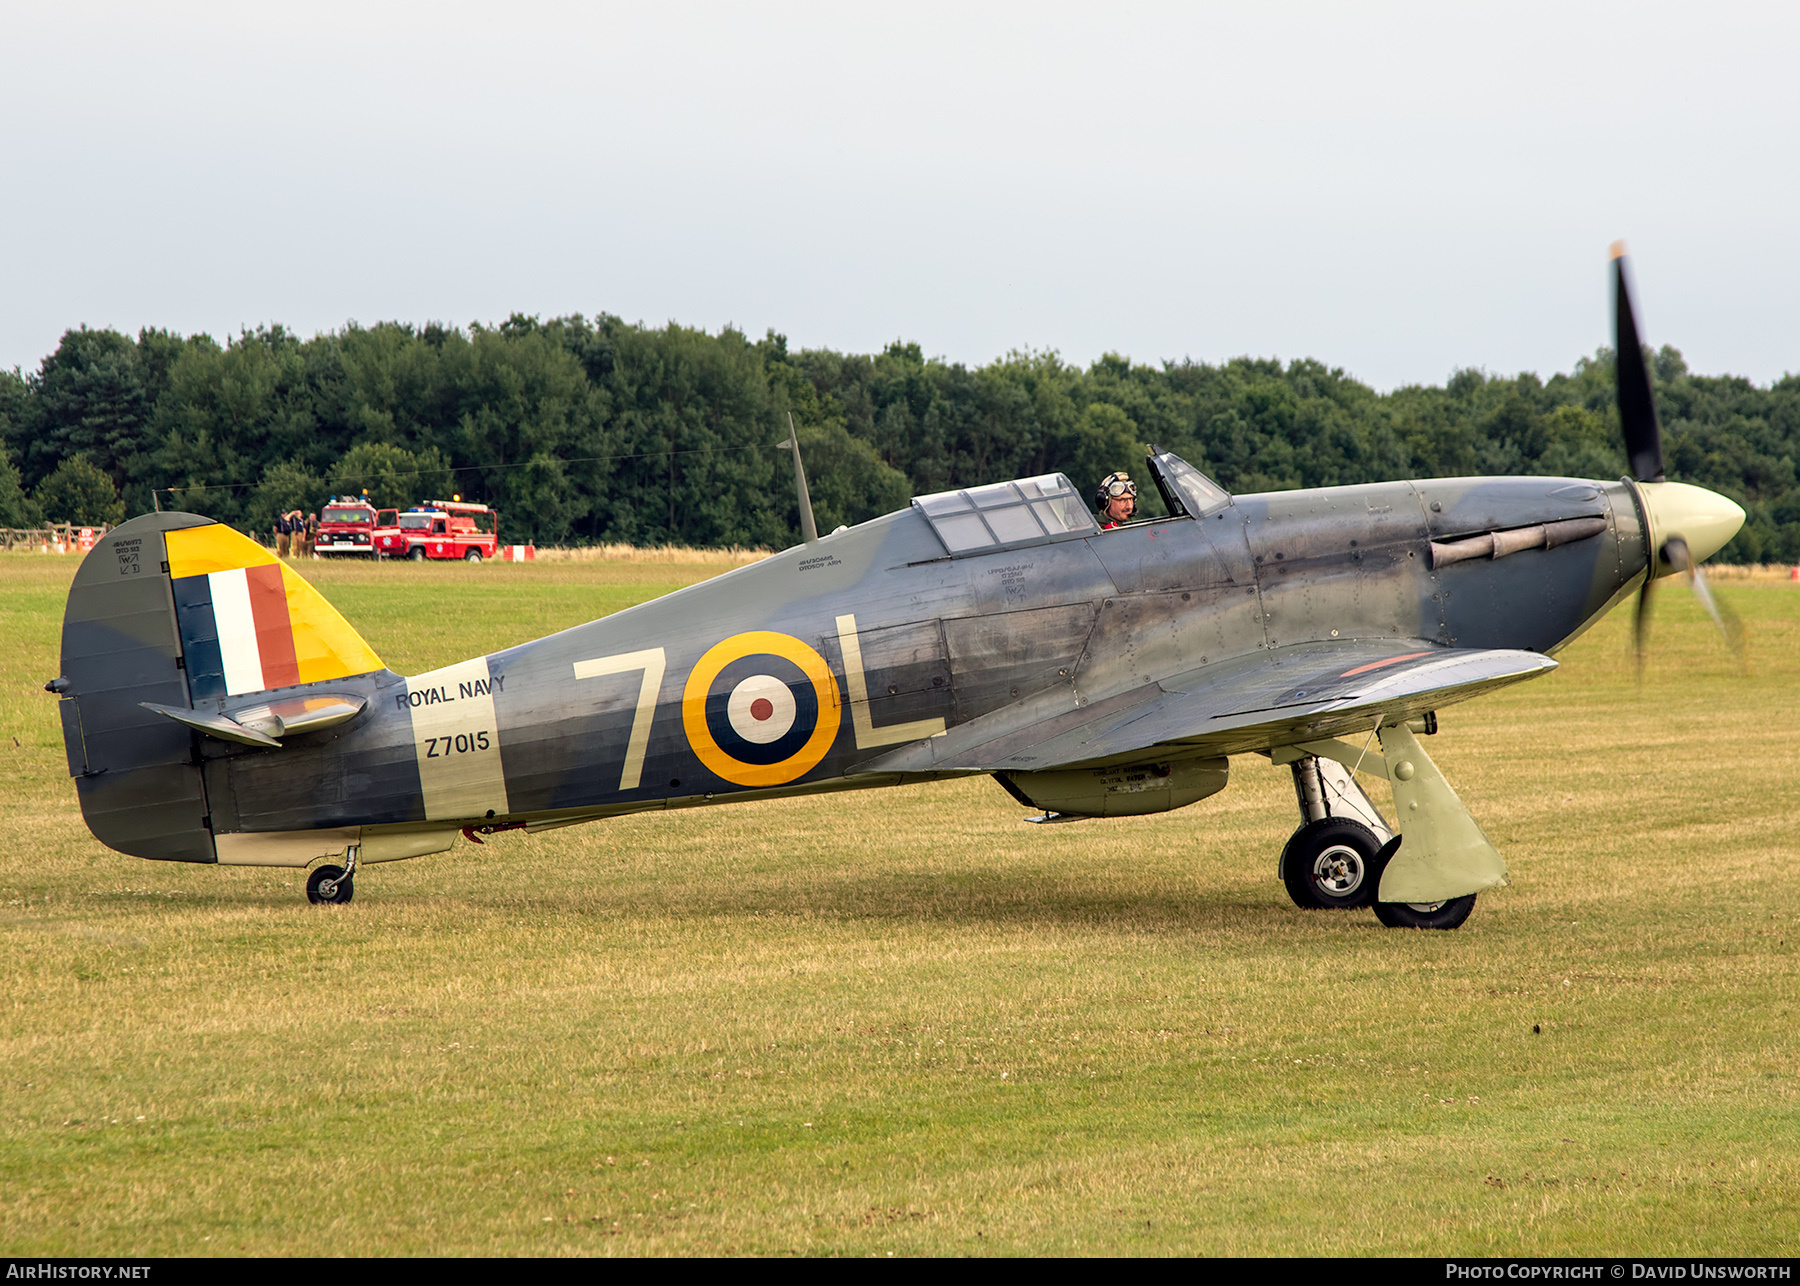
2,315 -> 1796,563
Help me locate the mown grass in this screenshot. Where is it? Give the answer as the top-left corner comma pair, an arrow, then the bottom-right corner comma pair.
1,551 -> 1796,1256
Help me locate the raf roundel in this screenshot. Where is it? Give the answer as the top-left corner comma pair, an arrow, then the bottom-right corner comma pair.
682,631 -> 841,787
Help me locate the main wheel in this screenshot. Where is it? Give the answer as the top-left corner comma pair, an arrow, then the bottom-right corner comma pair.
306,864 -> 354,905
1374,894 -> 1476,930
463,547 -> 482,562
408,545 -> 426,561
1281,817 -> 1382,909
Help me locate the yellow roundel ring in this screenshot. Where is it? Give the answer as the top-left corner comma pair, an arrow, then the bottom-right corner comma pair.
681,631 -> 841,787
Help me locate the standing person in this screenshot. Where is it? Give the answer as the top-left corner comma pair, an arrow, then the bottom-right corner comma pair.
305,511 -> 319,559
274,510 -> 291,558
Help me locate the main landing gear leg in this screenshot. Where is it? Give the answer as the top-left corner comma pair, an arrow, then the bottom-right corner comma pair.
306,843 -> 358,905
1278,754 -> 1396,910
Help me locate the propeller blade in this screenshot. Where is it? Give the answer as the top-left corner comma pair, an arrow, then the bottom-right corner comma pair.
1687,561 -> 1748,670
1640,535 -> 1749,676
1612,242 -> 1665,484
1634,571 -> 1656,676
1637,536 -> 1686,677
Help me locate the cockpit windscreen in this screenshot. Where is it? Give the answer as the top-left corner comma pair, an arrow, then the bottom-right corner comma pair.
1147,448 -> 1232,519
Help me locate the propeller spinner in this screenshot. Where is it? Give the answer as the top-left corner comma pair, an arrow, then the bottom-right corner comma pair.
1612,243 -> 1747,668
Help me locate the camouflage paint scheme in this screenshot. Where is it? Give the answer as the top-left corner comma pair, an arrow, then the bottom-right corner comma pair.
55,459 -> 1660,896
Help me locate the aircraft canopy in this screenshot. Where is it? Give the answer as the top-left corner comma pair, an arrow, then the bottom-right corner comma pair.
914,473 -> 1098,555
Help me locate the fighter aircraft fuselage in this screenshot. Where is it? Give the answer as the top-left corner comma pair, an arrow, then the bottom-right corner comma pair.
165,473 -> 1644,850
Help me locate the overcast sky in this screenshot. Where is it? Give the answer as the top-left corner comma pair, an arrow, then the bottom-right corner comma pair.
5,1 -> 1796,390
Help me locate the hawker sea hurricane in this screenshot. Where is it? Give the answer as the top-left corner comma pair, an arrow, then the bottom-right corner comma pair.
49,249 -> 1744,928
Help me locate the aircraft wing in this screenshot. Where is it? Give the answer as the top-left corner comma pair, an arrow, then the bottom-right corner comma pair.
858,641 -> 1556,775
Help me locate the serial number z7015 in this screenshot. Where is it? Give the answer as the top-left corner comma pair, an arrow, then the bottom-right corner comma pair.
425,731 -> 492,757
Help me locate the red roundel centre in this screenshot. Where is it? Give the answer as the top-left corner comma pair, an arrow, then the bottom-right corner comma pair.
750,697 -> 775,722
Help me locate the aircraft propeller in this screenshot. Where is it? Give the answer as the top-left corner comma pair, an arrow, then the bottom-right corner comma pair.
1612,243 -> 1747,671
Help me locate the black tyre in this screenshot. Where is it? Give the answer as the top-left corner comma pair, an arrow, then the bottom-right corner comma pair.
464,547 -> 482,562
306,864 -> 354,905
408,545 -> 426,561
1374,893 -> 1476,930
1281,817 -> 1382,909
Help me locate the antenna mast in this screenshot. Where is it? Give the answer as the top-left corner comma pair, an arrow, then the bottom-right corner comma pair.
781,412 -> 819,545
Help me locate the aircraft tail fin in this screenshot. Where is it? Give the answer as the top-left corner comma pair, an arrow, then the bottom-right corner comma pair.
55,513 -> 385,864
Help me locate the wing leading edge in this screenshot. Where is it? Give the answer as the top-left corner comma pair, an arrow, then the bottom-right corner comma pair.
856,641 -> 1556,775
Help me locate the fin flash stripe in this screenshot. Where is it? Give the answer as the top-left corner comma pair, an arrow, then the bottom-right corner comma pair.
209,565 -> 300,693
166,524 -> 383,697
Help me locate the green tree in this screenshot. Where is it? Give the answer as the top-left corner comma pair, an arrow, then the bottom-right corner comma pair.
1535,405 -> 1622,478
328,441 -> 452,510
146,328 -> 315,527
2,306 -> 1794,559
766,337 -> 913,532
34,456 -> 124,526
796,421 -> 912,532
579,319 -> 787,547
1058,402 -> 1143,501
244,460 -> 328,538
445,320 -> 611,545
0,367 -> 31,464
31,328 -> 150,493
0,438 -> 41,527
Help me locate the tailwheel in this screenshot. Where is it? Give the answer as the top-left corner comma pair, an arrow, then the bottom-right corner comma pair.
306,846 -> 359,905
1281,817 -> 1382,910
306,864 -> 353,904
1374,894 -> 1476,930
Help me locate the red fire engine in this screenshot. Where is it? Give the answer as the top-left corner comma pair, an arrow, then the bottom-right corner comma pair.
314,496 -> 379,557
374,499 -> 500,561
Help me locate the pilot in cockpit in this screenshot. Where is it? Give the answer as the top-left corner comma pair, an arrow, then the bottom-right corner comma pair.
1095,472 -> 1137,529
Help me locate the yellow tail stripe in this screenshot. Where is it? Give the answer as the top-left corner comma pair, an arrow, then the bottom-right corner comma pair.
165,523 -> 280,578
282,561 -> 384,681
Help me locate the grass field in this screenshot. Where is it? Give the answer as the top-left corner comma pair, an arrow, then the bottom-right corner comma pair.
2,551 -> 1796,1257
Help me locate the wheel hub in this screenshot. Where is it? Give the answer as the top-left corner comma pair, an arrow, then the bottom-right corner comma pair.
1312,844 -> 1365,896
